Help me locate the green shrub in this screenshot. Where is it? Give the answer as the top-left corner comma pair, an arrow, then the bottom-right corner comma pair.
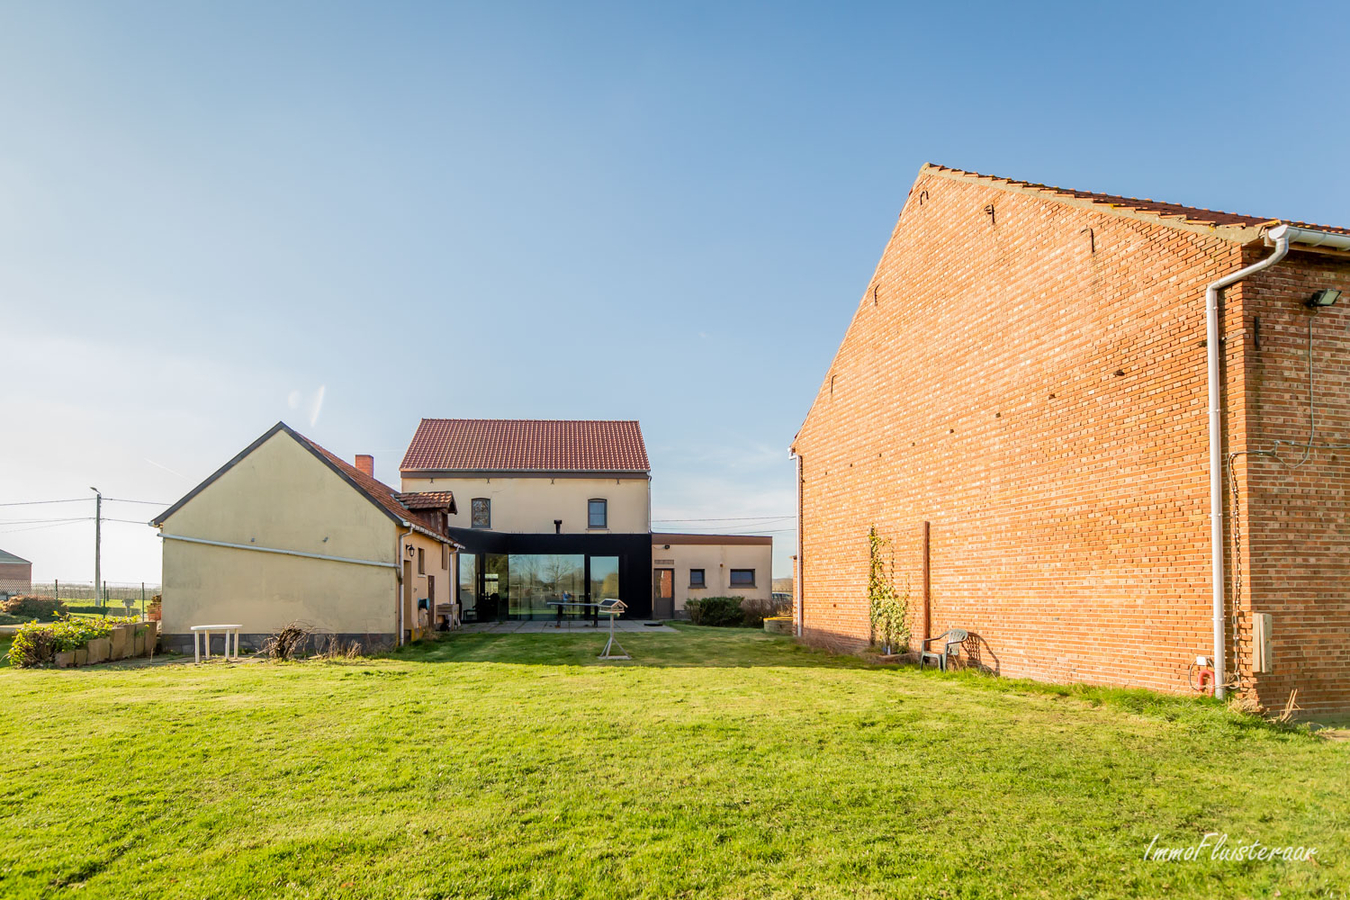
8,622 -> 56,667
6,616 -> 137,666
739,596 -> 782,628
686,596 -> 745,627
1,595 -> 67,621
49,617 -> 123,652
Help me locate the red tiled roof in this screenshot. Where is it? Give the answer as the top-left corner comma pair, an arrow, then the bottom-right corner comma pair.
395,491 -> 457,511
401,419 -> 650,473
925,164 -> 1350,236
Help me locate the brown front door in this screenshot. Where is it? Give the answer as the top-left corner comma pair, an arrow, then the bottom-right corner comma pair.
427,575 -> 436,630
653,568 -> 674,620
403,560 -> 413,639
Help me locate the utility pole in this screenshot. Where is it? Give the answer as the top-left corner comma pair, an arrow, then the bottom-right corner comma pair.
90,487 -> 102,609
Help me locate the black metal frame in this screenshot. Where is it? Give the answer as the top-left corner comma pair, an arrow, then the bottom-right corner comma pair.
447,527 -> 653,619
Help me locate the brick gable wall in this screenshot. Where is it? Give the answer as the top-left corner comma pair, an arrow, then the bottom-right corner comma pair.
794,169 -> 1289,701
1233,253 -> 1350,714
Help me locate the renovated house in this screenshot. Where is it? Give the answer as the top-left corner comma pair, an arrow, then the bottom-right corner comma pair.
399,418 -> 773,621
793,164 -> 1350,714
0,548 -> 32,597
153,422 -> 461,653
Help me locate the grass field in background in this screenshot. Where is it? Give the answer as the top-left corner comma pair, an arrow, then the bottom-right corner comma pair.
0,626 -> 1345,898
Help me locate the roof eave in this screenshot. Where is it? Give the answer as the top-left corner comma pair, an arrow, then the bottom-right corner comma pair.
922,164 -> 1269,244
400,520 -> 465,549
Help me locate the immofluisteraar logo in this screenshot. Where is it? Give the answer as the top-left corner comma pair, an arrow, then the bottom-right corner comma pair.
1144,833 -> 1317,863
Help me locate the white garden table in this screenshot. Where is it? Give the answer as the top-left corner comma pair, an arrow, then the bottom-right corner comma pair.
190,624 -> 243,663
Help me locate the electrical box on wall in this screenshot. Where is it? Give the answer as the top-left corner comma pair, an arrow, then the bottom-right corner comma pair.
1253,613 -> 1274,674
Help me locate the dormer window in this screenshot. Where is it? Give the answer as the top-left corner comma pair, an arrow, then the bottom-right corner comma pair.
471,498 -> 491,529
588,499 -> 607,529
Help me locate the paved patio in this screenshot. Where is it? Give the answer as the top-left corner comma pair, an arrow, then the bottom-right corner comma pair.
459,619 -> 677,634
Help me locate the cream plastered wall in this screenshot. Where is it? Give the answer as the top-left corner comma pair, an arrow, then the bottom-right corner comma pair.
651,541 -> 773,610
400,475 -> 650,534
161,430 -> 401,636
398,529 -> 454,631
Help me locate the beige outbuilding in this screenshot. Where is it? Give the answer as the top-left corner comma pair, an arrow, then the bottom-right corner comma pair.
152,422 -> 461,654
651,533 -> 773,618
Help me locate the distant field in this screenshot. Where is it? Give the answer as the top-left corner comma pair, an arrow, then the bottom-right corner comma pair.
0,626 -> 1344,899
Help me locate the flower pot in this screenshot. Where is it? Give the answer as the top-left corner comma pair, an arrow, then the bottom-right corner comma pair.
55,651 -> 75,668
133,632 -> 145,657
142,621 -> 159,653
763,616 -> 794,635
74,647 -> 88,666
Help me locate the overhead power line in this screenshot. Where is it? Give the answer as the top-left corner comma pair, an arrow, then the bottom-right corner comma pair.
0,496 -> 169,508
0,498 -> 89,507
671,527 -> 798,535
652,514 -> 795,522
0,520 -> 89,535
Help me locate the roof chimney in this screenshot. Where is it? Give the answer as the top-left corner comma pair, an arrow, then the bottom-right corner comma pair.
355,454 -> 374,477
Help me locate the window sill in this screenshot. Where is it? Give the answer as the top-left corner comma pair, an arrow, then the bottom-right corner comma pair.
688,584 -> 706,590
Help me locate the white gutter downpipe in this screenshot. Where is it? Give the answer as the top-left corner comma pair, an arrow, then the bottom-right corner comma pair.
1205,227 -> 1290,700
1207,224 -> 1350,699
1209,221 -> 1350,701
792,451 -> 804,638
397,523 -> 414,647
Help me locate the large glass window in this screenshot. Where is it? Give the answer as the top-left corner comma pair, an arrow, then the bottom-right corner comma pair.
509,554 -> 585,619
458,554 -> 478,621
471,498 -> 491,529
481,554 -> 509,621
588,499 -> 607,529
590,556 -> 620,602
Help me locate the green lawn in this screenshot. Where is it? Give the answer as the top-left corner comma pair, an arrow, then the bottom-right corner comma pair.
0,626 -> 1344,899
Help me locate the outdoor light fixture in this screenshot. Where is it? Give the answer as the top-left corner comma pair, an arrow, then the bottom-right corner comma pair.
1306,289 -> 1342,308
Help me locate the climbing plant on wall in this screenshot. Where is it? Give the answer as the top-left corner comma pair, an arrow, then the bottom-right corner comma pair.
868,526 -> 910,655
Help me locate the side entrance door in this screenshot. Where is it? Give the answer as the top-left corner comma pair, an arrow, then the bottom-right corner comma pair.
653,568 -> 674,620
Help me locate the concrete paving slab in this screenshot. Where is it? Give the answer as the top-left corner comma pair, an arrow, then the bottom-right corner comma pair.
458,620 -> 676,634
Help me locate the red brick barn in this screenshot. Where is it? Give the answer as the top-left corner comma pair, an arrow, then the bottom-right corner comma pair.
791,164 -> 1350,715
0,547 -> 33,596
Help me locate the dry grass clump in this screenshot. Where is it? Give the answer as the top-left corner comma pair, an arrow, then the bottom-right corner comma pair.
263,626 -> 365,662
319,636 -> 363,660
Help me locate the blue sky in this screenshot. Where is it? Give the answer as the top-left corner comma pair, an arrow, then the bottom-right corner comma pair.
2,1 -> 1347,582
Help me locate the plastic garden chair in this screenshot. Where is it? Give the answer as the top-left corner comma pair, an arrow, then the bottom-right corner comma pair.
920,628 -> 968,671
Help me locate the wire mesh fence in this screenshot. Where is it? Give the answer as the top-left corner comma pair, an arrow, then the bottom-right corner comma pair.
24,581 -> 161,615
